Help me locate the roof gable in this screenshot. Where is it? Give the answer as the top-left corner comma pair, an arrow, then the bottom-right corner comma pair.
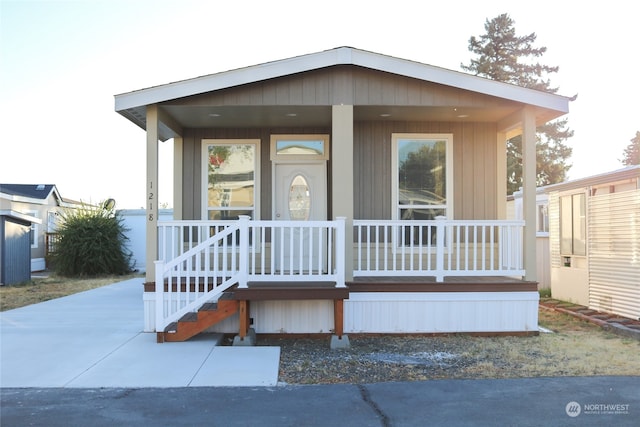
0,184 -> 56,200
115,46 -> 570,113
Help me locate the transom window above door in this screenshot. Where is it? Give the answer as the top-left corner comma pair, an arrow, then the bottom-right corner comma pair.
202,139 -> 260,220
270,134 -> 329,161
392,133 -> 453,221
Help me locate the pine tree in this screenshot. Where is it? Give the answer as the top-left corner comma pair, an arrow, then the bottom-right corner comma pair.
621,131 -> 640,166
461,13 -> 574,194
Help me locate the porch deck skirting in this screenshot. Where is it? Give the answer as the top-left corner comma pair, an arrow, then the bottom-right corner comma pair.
142,280 -> 540,335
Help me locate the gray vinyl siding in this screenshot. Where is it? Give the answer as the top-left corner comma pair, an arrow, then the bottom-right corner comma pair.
168,66 -> 512,109
181,121 -> 499,222
175,65 -> 505,221
180,127 -> 329,220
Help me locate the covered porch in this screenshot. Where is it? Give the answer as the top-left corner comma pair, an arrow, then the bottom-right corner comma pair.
148,217 -> 537,340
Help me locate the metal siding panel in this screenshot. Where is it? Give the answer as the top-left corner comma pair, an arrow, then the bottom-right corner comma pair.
548,193 -> 561,268
588,190 -> 640,319
344,292 -> 539,333
252,300 -> 334,333
2,219 -> 31,285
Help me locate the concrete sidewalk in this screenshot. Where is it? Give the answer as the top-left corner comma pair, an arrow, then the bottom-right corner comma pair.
0,278 -> 280,388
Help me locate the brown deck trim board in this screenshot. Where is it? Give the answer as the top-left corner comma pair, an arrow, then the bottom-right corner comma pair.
348,276 -> 538,293
233,286 -> 349,301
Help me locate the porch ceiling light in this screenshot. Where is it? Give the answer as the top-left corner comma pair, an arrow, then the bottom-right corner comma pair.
379,113 -> 391,117
208,113 -> 221,117
285,113 -> 297,117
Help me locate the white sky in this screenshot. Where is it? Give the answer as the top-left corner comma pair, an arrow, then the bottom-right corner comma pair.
1,0 -> 638,209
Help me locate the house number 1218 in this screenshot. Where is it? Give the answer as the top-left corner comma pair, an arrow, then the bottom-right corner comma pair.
148,181 -> 154,221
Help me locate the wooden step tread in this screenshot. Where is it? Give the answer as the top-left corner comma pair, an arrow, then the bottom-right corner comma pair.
179,312 -> 198,322
200,303 -> 218,311
165,322 -> 178,333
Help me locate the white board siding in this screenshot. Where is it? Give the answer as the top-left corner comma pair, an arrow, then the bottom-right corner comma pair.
588,190 -> 640,320
344,292 -> 539,333
548,192 -> 561,269
143,293 -> 539,334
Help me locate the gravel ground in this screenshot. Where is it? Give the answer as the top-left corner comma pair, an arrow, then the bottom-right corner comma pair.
255,335 -> 536,385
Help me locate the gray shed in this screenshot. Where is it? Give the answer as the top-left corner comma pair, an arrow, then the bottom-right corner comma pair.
0,211 -> 41,285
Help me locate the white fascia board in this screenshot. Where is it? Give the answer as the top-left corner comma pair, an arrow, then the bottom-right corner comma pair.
0,192 -> 48,205
115,49 -> 346,112
351,49 -> 570,113
541,165 -> 640,194
115,47 -> 570,114
0,210 -> 42,224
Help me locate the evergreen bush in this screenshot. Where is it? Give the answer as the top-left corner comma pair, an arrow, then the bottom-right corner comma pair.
52,200 -> 132,276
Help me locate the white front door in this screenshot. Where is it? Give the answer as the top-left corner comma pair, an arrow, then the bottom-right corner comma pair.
273,162 -> 327,271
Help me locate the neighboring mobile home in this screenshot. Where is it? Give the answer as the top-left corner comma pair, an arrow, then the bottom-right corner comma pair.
114,47 -> 571,343
542,166 -> 640,320
0,184 -> 79,272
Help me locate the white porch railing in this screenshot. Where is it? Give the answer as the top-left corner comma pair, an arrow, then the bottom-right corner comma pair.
154,216 -> 345,331
354,217 -> 525,281
154,216 -> 523,331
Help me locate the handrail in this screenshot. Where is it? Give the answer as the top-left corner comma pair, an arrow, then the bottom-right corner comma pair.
154,217 -> 346,332
155,223 -> 242,332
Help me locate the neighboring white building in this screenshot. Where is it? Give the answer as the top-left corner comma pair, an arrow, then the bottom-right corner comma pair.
119,209 -> 173,273
509,189 -> 550,289
512,166 -> 640,320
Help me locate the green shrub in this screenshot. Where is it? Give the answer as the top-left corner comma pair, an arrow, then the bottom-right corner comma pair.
52,201 -> 132,276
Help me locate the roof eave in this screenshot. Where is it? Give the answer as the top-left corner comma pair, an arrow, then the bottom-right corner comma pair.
114,47 -> 570,128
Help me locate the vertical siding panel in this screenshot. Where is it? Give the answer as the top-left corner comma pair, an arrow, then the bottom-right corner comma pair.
288,76 -> 303,104
275,80 -> 289,105
394,75 -> 409,105
302,75 -> 316,104
330,67 -> 353,105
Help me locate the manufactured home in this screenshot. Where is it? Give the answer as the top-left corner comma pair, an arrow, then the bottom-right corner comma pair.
543,166 -> 640,320
0,184 -> 79,272
114,47 -> 571,344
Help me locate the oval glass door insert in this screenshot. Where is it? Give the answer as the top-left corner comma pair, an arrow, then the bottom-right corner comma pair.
288,174 -> 311,220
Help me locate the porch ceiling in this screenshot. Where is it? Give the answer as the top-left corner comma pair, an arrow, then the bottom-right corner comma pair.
159,104 -> 525,129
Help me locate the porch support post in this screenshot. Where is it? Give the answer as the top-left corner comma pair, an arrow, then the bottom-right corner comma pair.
332,105 -> 354,281
521,107 -> 537,282
496,131 -> 508,219
146,104 -> 159,284
173,136 -> 183,220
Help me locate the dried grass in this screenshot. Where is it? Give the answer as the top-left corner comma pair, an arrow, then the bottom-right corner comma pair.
0,274 -> 140,311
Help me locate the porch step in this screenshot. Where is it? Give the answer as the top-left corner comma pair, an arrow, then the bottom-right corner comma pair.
158,292 -> 239,343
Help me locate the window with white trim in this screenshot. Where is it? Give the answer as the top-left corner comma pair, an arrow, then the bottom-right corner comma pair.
202,139 -> 260,220
560,193 -> 586,256
29,211 -> 38,248
392,134 -> 453,221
